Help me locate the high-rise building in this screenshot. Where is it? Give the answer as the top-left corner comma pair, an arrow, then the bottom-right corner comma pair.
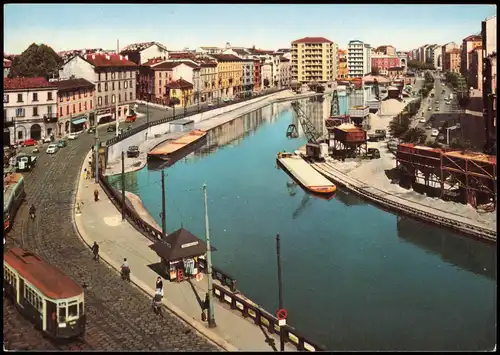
347,40 -> 371,77
460,35 -> 482,79
291,37 -> 336,84
441,42 -> 459,71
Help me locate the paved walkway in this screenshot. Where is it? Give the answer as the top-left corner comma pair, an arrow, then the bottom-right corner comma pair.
74,151 -> 297,352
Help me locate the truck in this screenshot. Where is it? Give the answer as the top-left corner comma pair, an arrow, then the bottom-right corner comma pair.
367,129 -> 387,141
13,154 -> 37,172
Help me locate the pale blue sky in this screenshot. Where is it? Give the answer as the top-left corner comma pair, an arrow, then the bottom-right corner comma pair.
3,4 -> 496,54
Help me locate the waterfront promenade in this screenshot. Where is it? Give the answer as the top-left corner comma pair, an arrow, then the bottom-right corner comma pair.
75,151 -> 299,351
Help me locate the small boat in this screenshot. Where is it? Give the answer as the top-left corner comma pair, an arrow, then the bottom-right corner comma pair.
148,130 -> 207,163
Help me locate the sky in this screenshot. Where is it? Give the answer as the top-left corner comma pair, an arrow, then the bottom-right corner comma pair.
3,4 -> 496,54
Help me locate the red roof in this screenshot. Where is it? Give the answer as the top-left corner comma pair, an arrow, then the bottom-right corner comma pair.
4,59 -> 12,68
84,53 -> 138,68
151,60 -> 200,70
209,54 -> 242,62
4,77 -> 56,90
168,52 -> 197,60
292,37 -> 333,44
4,248 -> 83,299
166,78 -> 193,89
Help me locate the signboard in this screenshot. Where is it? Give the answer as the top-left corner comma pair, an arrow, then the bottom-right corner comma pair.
276,308 -> 288,320
278,319 -> 286,326
97,109 -> 111,115
181,241 -> 199,249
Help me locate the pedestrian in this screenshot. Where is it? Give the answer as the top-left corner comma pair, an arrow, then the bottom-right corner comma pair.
155,277 -> 163,297
88,156 -> 92,167
91,241 -> 99,262
94,188 -> 99,202
83,168 -> 88,180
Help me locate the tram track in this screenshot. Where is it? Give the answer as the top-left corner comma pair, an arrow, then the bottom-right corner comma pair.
4,135 -> 218,351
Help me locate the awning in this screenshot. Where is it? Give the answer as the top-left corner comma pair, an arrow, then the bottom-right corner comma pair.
72,117 -> 88,125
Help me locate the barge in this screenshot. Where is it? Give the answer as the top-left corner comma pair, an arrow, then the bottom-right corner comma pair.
147,130 -> 207,167
277,152 -> 337,196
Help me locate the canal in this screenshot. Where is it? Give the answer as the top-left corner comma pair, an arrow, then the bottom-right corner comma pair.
108,98 -> 496,351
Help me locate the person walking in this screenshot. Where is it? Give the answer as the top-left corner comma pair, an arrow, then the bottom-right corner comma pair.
155,277 -> 163,297
83,168 -> 88,180
94,188 -> 99,202
91,241 -> 99,262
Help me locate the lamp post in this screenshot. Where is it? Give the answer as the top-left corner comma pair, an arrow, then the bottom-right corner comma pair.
203,183 -> 216,328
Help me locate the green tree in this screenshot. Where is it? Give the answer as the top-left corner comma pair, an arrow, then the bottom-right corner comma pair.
402,127 -> 427,144
9,43 -> 63,79
168,97 -> 180,106
449,137 -> 473,151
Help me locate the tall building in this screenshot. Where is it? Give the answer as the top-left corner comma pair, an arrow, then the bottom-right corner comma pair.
337,49 -> 348,79
441,42 -> 459,71
291,37 -> 335,84
373,45 -> 396,56
469,46 -> 483,90
446,49 -> 461,73
460,35 -> 482,79
347,40 -> 371,77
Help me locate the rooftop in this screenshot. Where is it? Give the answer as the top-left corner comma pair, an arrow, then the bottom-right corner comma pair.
165,78 -> 194,89
149,228 -> 215,261
4,77 -> 56,90
463,35 -> 482,42
121,41 -> 168,53
209,54 -> 243,62
83,53 -> 138,68
292,37 -> 333,44
54,78 -> 95,91
152,60 -> 200,70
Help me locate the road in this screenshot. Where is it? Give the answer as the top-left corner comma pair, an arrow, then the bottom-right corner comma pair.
4,115 -> 220,350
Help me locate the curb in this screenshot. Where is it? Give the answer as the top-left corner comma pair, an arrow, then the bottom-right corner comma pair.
71,152 -> 238,352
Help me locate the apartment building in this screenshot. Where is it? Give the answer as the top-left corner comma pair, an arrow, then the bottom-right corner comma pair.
373,45 -> 396,56
4,77 -> 58,145
198,60 -> 218,102
337,49 -> 348,79
59,53 -> 139,124
242,59 -> 254,97
278,57 -> 291,88
261,60 -> 273,88
348,40 -> 371,78
253,58 -> 262,92
291,37 -> 335,84
460,35 -> 482,79
446,49 -> 461,73
120,41 -> 169,65
441,42 -> 459,71
469,46 -> 483,91
209,54 -> 243,98
371,55 -> 400,75
55,78 -> 95,135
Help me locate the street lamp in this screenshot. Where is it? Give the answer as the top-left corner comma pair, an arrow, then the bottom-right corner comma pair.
203,183 -> 216,328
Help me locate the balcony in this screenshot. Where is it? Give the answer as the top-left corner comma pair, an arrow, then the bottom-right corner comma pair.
43,114 -> 58,123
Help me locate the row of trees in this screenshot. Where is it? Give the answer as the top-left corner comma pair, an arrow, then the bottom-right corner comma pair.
407,60 -> 435,71
8,43 -> 63,79
444,71 -> 470,107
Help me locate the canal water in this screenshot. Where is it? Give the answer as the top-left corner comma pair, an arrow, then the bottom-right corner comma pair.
108,98 -> 496,351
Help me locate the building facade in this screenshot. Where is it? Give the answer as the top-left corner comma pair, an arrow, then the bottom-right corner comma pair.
469,46 -> 483,91
165,79 -> 194,107
291,36 -> 335,84
441,42 -> 459,71
348,40 -> 371,77
253,58 -> 261,92
371,55 -> 400,74
446,49 -> 461,73
261,60 -> 273,88
278,57 -> 291,88
120,41 -> 169,65
373,45 -> 396,56
460,35 -> 482,79
55,78 -> 95,135
198,60 -> 218,102
337,49 -> 348,79
242,59 -> 254,97
4,77 -> 58,145
209,54 -> 243,98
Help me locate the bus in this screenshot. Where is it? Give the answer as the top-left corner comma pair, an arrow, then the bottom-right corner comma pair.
4,172 -> 26,232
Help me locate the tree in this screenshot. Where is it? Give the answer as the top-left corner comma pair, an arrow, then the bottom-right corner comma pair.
263,78 -> 270,88
402,127 -> 427,144
308,80 -> 319,91
9,43 -> 63,79
371,67 -> 381,76
290,80 -> 301,91
449,137 -> 473,151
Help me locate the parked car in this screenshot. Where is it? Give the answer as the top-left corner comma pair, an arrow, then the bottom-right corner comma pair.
68,133 -> 78,140
428,107 -> 432,111
87,126 -> 96,134
419,118 -> 426,123
127,146 -> 140,158
426,125 -> 432,130
431,129 -> 439,137
367,148 -> 380,159
42,137 -> 52,143
22,138 -> 37,147
126,114 -> 137,123
57,140 -> 67,148
15,154 -> 37,172
46,144 -> 58,154
107,125 -> 116,132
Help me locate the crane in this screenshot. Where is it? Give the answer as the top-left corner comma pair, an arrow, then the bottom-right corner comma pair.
286,101 -> 322,144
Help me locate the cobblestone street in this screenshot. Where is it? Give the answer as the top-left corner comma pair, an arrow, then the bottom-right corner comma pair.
3,130 -> 219,351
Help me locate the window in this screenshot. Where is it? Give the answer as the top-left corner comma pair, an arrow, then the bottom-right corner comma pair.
73,104 -> 75,114
32,93 -> 38,101
118,93 -> 121,102
98,97 -> 102,106
159,79 -> 162,87
130,92 -> 133,100
58,304 -> 67,322
59,107 -> 63,116
79,102 -> 82,112
4,94 -> 9,103
129,80 -> 133,88
90,100 -> 92,109
17,93 -> 23,102
111,72 -> 115,80
78,91 -> 81,99
18,131 -> 23,140
112,94 -> 116,104
84,89 -> 88,97
118,81 -> 121,90
105,95 -> 108,105
112,81 -> 115,90
15,108 -> 25,117
118,72 -> 122,79
84,101 -> 87,110
124,81 -> 128,89
98,73 -> 101,81
33,107 -> 38,116
124,92 -> 127,101
105,73 -> 108,81
69,304 -> 78,318
66,106 -> 69,115
98,83 -> 101,92
24,284 -> 42,312
124,71 -> 128,79
73,91 -> 75,100
48,92 -> 53,101
66,92 -> 70,101
105,83 -> 108,92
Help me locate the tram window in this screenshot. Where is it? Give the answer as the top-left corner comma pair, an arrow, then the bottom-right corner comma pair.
58,306 -> 67,322
79,302 -> 84,316
69,304 -> 78,317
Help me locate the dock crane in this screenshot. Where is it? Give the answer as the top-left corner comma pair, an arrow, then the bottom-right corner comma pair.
285,101 -> 322,144
325,90 -> 345,129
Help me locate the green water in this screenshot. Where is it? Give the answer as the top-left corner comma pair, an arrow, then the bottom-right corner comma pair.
109,101 -> 496,351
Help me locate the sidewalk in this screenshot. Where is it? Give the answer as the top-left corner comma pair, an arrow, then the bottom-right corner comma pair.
74,151 -> 297,352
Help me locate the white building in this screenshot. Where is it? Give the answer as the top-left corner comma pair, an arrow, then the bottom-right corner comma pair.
3,77 -> 58,145
168,60 -> 201,103
278,57 -> 291,88
242,59 -> 254,97
261,60 -> 273,88
348,40 -> 371,77
59,53 -> 139,124
196,46 -> 224,55
120,41 -> 168,65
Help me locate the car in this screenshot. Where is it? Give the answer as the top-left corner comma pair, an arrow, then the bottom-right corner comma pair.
22,138 -> 37,147
426,125 -> 432,130
57,140 -> 67,148
107,125 -> 116,132
42,137 -> 52,143
15,154 -> 37,171
87,126 -> 96,134
367,148 -> 380,159
445,100 -> 451,105
46,144 -> 58,154
207,101 -> 214,107
127,145 -> 140,158
435,107 -> 440,111
456,123 -> 461,129
428,107 -> 432,111
68,133 -> 78,140
431,129 -> 439,137
419,118 -> 426,123
126,114 -> 137,123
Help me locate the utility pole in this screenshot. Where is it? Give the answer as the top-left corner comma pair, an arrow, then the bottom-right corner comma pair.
203,183 -> 216,328
115,100 -> 119,137
121,151 -> 125,220
161,170 -> 167,238
276,234 -> 285,352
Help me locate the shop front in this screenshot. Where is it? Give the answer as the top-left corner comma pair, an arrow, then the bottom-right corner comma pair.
96,108 -> 113,125
149,228 -> 216,283
71,114 -> 88,133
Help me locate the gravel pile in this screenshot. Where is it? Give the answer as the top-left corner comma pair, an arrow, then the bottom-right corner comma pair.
368,113 -> 392,132
380,99 -> 406,116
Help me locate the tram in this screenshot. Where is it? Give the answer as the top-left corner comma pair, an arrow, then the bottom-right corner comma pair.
3,248 -> 86,339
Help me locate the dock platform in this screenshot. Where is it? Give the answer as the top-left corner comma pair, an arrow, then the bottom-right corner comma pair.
277,154 -> 336,195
